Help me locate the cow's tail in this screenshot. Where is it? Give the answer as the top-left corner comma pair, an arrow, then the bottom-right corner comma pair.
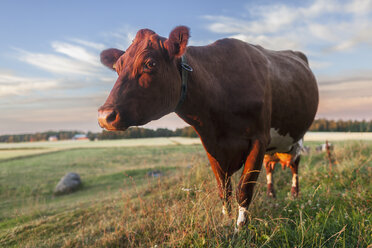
294,51 -> 309,65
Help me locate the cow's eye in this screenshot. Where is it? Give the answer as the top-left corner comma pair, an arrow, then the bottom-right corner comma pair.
144,60 -> 156,71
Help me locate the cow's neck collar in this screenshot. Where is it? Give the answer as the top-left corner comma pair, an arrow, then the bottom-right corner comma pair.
175,55 -> 193,111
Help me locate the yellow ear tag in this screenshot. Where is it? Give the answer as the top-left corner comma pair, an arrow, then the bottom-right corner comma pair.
112,64 -> 116,70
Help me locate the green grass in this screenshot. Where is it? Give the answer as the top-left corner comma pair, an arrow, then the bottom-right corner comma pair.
0,145 -> 204,229
0,141 -> 371,247
0,137 -> 201,161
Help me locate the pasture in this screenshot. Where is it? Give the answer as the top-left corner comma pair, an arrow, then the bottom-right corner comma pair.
0,136 -> 371,247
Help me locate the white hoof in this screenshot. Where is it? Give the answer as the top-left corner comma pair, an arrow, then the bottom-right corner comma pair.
236,206 -> 248,228
222,205 -> 228,215
222,204 -> 231,216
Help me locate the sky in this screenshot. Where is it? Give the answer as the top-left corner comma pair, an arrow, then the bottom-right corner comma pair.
0,0 -> 371,135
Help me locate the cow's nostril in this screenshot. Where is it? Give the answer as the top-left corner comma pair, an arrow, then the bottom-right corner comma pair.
106,110 -> 118,123
98,108 -> 121,130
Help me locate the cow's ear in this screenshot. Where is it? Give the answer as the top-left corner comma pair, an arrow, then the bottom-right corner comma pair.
100,48 -> 125,70
165,26 -> 190,59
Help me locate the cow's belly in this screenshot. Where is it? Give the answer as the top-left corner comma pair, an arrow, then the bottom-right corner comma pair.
266,128 -> 299,154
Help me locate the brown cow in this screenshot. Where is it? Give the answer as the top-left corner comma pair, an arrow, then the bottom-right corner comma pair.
98,26 -> 319,228
263,139 -> 303,198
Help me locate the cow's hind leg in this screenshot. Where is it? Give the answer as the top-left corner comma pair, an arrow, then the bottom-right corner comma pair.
290,156 -> 300,197
236,139 -> 266,228
264,155 -> 276,198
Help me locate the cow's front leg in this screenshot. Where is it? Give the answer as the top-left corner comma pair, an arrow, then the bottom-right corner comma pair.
236,139 -> 266,228
290,156 -> 300,197
207,153 -> 232,216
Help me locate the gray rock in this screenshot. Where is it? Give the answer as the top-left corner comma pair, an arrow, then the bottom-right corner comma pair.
147,170 -> 163,178
54,172 -> 82,195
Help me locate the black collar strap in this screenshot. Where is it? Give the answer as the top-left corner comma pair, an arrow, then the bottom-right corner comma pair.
175,55 -> 193,110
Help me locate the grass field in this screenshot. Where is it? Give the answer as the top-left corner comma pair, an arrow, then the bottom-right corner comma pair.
0,137 -> 201,161
0,138 -> 371,247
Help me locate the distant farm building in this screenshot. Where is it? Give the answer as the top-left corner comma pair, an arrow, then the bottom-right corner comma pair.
48,136 -> 58,141
72,134 -> 89,141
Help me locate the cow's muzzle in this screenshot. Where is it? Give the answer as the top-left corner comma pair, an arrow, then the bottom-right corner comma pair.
98,108 -> 124,131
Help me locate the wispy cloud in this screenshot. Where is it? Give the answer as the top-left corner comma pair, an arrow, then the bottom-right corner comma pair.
14,39 -> 106,76
203,0 -> 372,120
0,104 -> 101,134
16,49 -> 99,76
102,25 -> 137,50
0,88 -> 111,134
317,96 -> 372,119
230,33 -> 301,50
0,73 -> 58,96
51,41 -> 101,66
13,25 -> 143,78
317,73 -> 372,119
320,79 -> 372,97
68,38 -> 106,51
203,0 -> 372,53
0,35 -> 117,133
309,60 -> 332,70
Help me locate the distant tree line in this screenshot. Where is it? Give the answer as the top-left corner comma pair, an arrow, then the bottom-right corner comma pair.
0,131 -> 82,143
0,127 -> 198,143
89,126 -> 198,141
309,119 -> 372,132
1,119 -> 371,143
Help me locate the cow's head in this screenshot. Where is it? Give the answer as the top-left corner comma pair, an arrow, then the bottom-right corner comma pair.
98,26 -> 190,131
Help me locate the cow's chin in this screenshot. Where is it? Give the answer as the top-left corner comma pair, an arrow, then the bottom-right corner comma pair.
111,122 -> 129,131
104,126 -> 128,132
98,121 -> 129,132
